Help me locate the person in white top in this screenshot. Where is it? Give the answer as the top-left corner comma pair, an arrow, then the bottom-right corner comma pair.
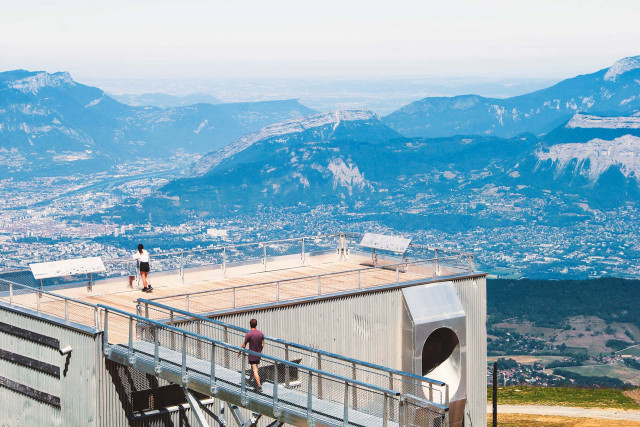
133,244 -> 153,292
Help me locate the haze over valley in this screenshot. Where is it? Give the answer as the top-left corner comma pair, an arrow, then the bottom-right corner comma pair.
2,56 -> 640,279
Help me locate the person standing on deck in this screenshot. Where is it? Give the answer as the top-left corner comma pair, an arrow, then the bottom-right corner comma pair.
240,319 -> 264,391
133,243 -> 153,293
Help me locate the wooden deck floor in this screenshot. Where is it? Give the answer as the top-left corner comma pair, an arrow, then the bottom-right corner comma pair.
3,255 -> 444,331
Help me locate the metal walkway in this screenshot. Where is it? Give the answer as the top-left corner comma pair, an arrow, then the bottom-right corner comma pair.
101,305 -> 447,427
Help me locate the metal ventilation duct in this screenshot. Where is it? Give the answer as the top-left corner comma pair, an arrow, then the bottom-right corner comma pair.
403,281 -> 467,427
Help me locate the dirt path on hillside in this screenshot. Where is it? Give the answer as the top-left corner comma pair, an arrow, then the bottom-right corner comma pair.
626,389 -> 640,405
487,404 -> 640,421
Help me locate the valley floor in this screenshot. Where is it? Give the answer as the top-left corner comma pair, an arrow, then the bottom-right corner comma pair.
488,413 -> 640,427
488,404 -> 640,422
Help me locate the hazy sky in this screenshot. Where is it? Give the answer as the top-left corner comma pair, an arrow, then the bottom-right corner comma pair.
1,0 -> 639,81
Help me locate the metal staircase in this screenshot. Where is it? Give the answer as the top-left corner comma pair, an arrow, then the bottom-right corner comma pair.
100,305 -> 448,427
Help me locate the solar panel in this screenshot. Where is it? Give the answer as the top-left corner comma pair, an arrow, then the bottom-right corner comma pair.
359,233 -> 411,253
30,257 -> 106,280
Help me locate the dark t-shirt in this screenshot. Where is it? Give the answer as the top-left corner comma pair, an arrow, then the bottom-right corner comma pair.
244,329 -> 264,363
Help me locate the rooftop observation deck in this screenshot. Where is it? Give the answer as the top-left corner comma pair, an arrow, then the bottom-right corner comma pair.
0,233 -> 476,323
0,233 -> 477,427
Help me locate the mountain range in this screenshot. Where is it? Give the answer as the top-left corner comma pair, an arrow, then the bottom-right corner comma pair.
3,56 -> 640,220
146,110 -> 640,222
0,70 -> 313,176
383,56 -> 640,138
111,92 -> 222,108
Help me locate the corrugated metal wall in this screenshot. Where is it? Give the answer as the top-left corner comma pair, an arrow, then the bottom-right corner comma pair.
452,276 -> 487,427
0,306 -> 100,426
213,289 -> 405,369
213,275 -> 487,427
0,305 -> 276,427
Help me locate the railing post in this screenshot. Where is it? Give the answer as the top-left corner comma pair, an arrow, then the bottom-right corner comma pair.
352,362 -> 357,410
222,247 -> 226,276
396,266 -> 399,283
186,295 -> 190,312
181,333 -> 188,384
36,290 -> 40,314
399,396 -> 406,427
358,270 -> 361,289
64,300 -> 69,321
383,394 -> 389,427
445,383 -> 450,405
429,383 -> 433,402
284,344 -> 290,387
154,329 -> 160,368
301,238 -> 305,264
317,276 -> 321,296
210,342 -> 216,393
317,354 -> 323,399
241,352 -> 247,402
103,309 -> 109,354
343,381 -> 349,426
389,373 -> 394,419
272,362 -> 279,411
128,316 -> 134,360
232,288 -> 236,308
170,311 -> 176,349
468,254 -> 474,273
306,371 -> 313,419
263,244 -> 267,271
223,326 -> 230,367
434,248 -> 439,277
276,282 -> 280,303
9,283 -> 13,306
180,251 -> 184,283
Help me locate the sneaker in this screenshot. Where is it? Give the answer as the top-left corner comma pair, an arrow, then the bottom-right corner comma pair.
142,287 -> 149,292
147,285 -> 153,291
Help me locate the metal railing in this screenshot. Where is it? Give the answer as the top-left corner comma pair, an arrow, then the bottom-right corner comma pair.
101,305 -> 447,427
145,253 -> 474,313
0,233 -> 474,291
105,233 -> 345,284
0,278 -> 101,329
138,299 -> 449,407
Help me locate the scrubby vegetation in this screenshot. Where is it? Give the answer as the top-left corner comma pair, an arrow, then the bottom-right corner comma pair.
487,278 -> 640,329
486,386 -> 640,409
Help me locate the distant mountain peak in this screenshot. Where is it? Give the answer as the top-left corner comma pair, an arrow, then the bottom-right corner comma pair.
192,109 -> 380,174
604,56 -> 640,82
3,70 -> 76,93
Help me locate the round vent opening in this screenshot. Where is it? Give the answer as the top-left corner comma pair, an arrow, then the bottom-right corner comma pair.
421,327 -> 459,376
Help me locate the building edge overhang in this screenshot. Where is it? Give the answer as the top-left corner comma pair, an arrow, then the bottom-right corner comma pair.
191,271 -> 487,319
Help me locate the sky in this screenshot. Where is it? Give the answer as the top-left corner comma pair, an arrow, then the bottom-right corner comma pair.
1,0 -> 639,81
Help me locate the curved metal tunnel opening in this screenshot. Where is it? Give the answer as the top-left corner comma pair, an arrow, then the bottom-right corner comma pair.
422,327 -> 462,401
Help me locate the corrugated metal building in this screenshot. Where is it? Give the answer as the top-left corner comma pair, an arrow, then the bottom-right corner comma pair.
0,233 -> 486,426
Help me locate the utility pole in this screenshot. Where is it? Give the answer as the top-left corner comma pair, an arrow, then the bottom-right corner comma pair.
493,361 -> 498,427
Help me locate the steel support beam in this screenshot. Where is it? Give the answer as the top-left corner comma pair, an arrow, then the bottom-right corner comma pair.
229,404 -> 246,427
184,388 -> 210,427
195,398 -> 227,427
